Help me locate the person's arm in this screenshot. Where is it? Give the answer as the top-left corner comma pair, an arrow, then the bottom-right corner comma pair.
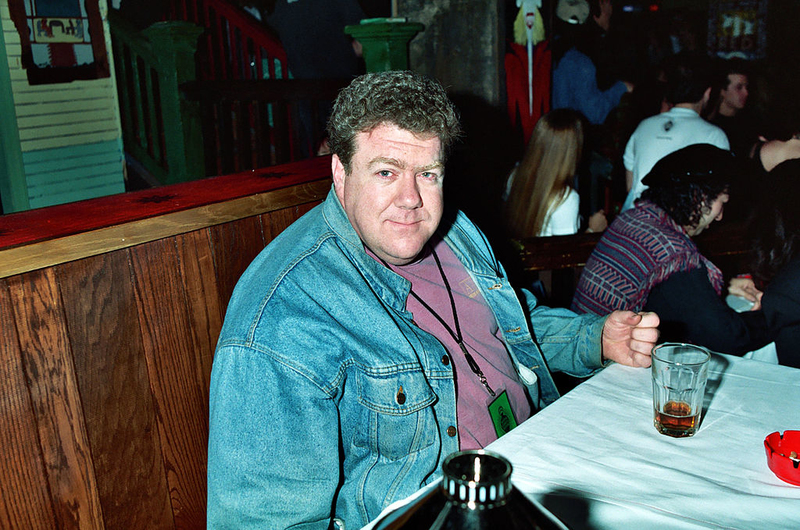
643,268 -> 770,355
728,276 -> 763,309
763,290 -> 800,367
207,345 -> 340,529
521,292 -> 657,376
521,289 -> 606,377
565,51 -> 628,125
762,275 -> 800,368
625,169 -> 634,192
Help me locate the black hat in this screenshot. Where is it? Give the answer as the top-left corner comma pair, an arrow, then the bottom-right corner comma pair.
641,144 -> 737,189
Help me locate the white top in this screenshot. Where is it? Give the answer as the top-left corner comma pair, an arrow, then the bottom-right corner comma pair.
538,187 -> 580,236
622,107 -> 730,211
504,169 -> 581,237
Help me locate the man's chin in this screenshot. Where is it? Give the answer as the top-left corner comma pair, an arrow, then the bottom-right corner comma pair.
382,242 -> 429,265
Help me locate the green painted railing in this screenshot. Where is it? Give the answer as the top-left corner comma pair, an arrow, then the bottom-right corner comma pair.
109,11 -> 205,185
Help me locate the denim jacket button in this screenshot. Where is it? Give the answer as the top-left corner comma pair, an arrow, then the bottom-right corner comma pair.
441,355 -> 450,366
396,387 -> 406,405
447,426 -> 457,437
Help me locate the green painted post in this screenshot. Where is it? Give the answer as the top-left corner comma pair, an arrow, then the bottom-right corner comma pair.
142,22 -> 205,183
345,20 -> 424,72
0,21 -> 29,213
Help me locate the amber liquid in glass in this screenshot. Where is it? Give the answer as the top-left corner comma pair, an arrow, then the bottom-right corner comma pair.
655,400 -> 699,437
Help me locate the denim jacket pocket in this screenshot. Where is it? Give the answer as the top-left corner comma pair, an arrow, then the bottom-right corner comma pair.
354,368 -> 438,461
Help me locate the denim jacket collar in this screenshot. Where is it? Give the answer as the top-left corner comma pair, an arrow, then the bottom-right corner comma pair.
321,187 -> 412,314
320,186 -> 503,309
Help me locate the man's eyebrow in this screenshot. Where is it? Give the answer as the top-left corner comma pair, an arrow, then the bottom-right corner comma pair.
367,157 -> 444,171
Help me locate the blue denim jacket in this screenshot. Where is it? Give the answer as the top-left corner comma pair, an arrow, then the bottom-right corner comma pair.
207,188 -> 606,529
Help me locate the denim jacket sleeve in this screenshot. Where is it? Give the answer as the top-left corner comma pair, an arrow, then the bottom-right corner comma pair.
207,344 -> 340,530
521,288 -> 607,377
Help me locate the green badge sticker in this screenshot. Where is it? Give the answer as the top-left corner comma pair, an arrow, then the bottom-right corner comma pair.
488,390 -> 518,437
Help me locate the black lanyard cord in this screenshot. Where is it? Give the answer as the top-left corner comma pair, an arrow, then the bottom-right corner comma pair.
383,248 -> 496,397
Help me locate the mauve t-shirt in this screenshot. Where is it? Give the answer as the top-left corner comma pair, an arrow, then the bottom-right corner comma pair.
376,237 -> 531,450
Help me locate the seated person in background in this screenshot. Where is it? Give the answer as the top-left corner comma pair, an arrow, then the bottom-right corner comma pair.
745,160 -> 800,367
503,109 -> 607,238
207,70 -> 660,529
572,144 -> 769,355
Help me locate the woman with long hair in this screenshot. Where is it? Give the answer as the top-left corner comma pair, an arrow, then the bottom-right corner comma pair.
504,109 -> 606,239
742,159 -> 800,367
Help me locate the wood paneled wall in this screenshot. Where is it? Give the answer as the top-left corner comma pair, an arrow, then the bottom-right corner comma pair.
1,0 -> 126,211
0,159 -> 330,528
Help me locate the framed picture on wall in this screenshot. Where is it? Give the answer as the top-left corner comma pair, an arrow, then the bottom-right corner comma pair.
707,0 -> 769,60
8,0 -> 110,85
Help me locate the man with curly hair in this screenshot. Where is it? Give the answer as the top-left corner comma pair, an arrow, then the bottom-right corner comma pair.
207,70 -> 659,529
573,144 -> 769,355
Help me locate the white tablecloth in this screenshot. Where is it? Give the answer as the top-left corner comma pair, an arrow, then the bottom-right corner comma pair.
486,354 -> 800,529
363,355 -> 800,529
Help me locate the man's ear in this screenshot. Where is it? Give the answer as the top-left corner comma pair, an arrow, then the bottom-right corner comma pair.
703,86 -> 712,104
332,154 -> 346,202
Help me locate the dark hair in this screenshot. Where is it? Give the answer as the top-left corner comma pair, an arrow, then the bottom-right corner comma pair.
749,159 -> 800,284
588,0 -> 603,18
662,53 -> 712,105
326,71 -> 462,173
714,57 -> 750,91
640,144 -> 734,228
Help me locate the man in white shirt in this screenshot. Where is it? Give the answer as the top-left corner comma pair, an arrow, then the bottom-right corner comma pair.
621,56 -> 730,212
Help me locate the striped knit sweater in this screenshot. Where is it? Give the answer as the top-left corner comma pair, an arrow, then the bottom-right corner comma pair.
571,201 -> 724,315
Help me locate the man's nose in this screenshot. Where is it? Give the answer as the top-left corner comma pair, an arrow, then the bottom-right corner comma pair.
396,174 -> 422,208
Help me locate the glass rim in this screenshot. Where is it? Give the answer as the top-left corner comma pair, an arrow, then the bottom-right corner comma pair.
651,342 -> 711,366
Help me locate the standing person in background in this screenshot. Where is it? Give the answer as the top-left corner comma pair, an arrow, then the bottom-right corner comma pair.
621,54 -> 729,212
504,109 -> 606,239
551,0 -> 633,126
707,59 -> 759,159
551,0 -> 634,222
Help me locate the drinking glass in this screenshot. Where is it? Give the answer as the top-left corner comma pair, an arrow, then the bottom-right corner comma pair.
651,343 -> 710,438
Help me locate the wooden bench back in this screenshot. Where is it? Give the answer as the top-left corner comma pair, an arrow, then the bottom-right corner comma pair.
514,222 -> 753,307
0,157 -> 331,529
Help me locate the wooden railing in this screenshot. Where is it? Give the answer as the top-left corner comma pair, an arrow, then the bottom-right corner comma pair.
109,11 -> 206,185
0,156 -> 332,529
166,0 -> 288,82
165,0 -> 331,172
181,78 -> 349,176
110,0 -> 343,181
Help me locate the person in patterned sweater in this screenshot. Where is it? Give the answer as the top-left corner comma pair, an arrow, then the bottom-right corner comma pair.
572,144 -> 770,355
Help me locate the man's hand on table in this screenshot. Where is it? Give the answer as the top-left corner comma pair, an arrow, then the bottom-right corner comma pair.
601,311 -> 660,368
